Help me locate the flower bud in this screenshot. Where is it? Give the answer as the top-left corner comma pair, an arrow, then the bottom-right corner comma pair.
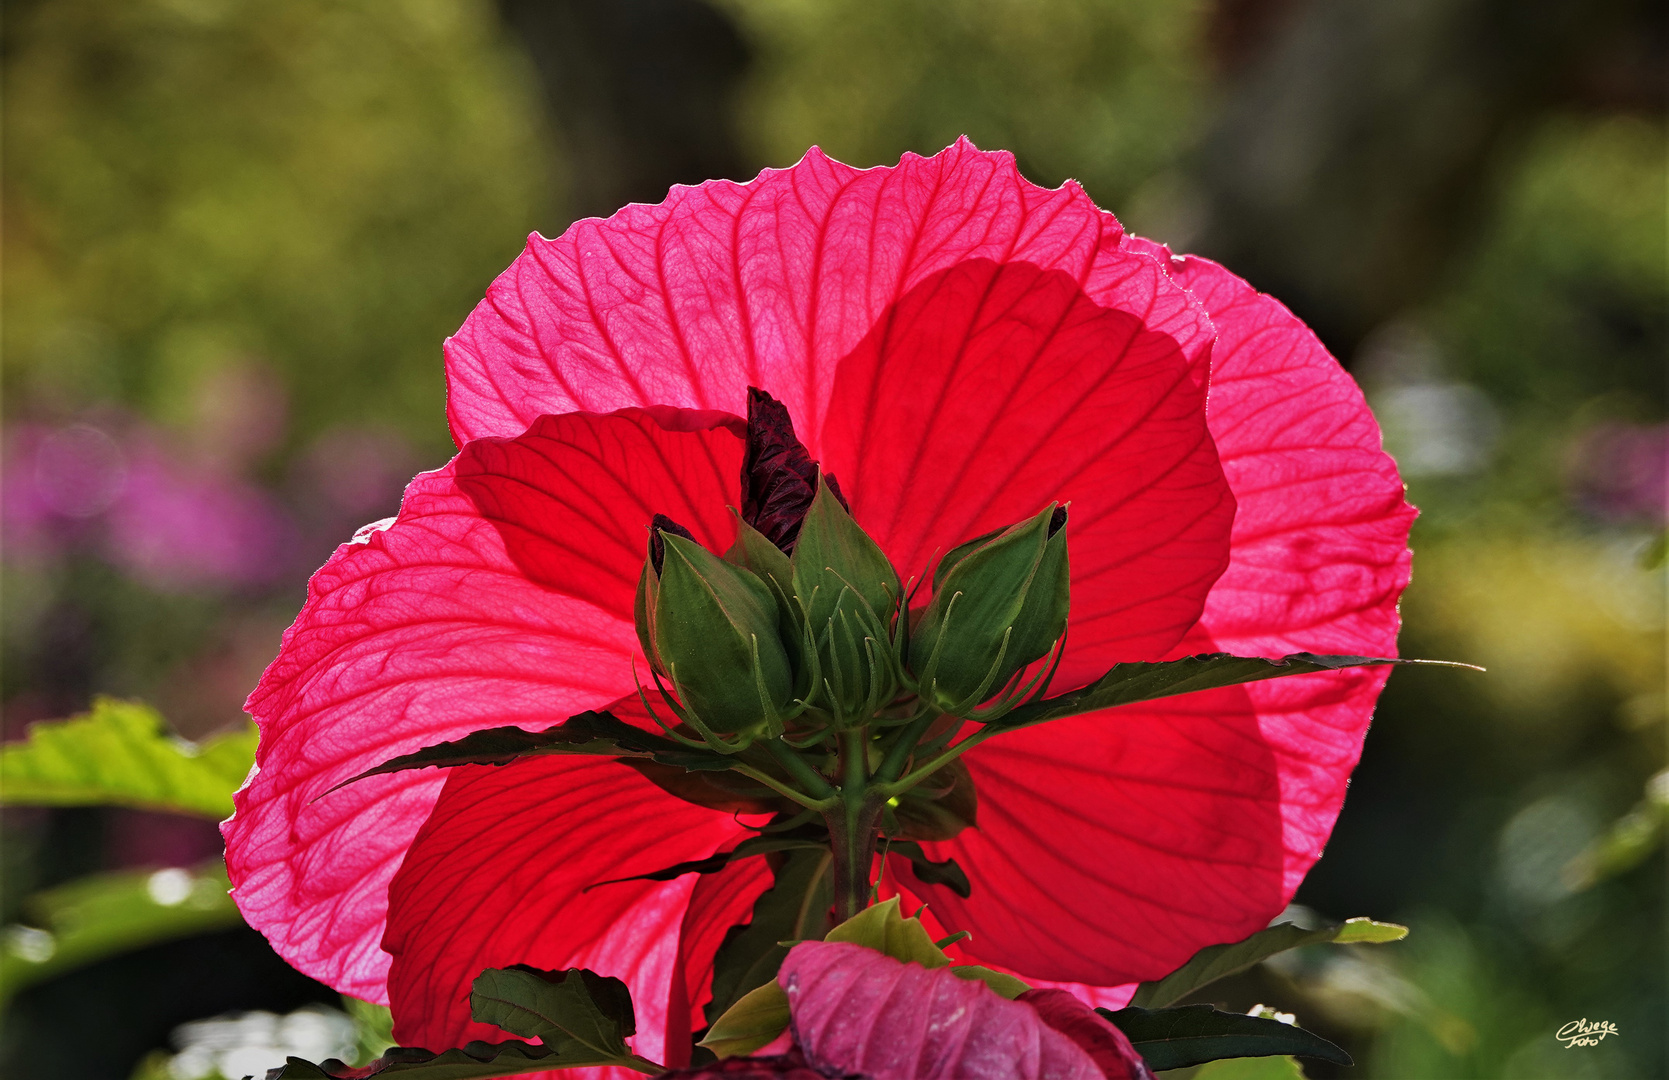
910,504 -> 1069,710
638,522 -> 795,735
791,478 -> 903,721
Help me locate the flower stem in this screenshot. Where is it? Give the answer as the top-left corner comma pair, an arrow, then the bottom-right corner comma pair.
826,727 -> 883,922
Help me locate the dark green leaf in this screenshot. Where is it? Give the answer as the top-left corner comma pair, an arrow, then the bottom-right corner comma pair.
704,847 -> 833,1028
331,710 -> 734,794
588,835 -> 825,888
994,653 -> 1473,730
468,966 -> 637,1065
1129,917 -> 1407,1008
1098,1004 -> 1351,1071
261,1040 -> 572,1078
0,698 -> 255,818
886,840 -> 972,898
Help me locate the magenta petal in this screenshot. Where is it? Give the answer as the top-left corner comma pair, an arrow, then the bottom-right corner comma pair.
443,140 -> 1117,450
223,408 -> 743,1000
780,941 -> 1104,1080
1017,989 -> 1154,1080
381,755 -> 754,1061
893,237 -> 1414,988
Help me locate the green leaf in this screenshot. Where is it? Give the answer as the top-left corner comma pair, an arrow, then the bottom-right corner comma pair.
590,835 -> 825,888
946,965 -> 1030,999
1192,1054 -> 1310,1079
1129,917 -> 1408,1008
0,698 -> 255,818
264,1040 -> 583,1078
468,966 -> 640,1065
332,710 -> 734,794
705,846 -> 832,1028
824,896 -> 946,967
1099,1005 -> 1350,1071
1,861 -> 243,1007
887,840 -> 972,898
994,653 -> 1473,730
698,980 -> 792,1059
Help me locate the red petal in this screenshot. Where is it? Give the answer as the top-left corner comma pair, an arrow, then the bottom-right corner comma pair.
818,256 -> 1232,667
1018,989 -> 1154,1080
665,853 -> 773,1065
223,409 -> 742,999
781,941 -> 1104,1079
382,755 -> 755,1064
896,239 -> 1414,987
444,140 -> 1118,451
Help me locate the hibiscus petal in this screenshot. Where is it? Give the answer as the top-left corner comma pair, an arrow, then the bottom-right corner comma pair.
381,755 -> 755,1066
897,240 -> 1414,986
444,139 -> 1118,451
818,256 -> 1233,668
223,409 -> 743,999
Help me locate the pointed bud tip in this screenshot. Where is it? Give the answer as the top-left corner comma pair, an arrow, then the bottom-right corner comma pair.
1048,505 -> 1067,537
648,514 -> 695,575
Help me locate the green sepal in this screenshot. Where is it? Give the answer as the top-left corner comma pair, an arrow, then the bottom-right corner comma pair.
1130,916 -> 1408,1008
1099,1004 -> 1351,1071
655,532 -> 795,735
911,504 -> 1069,709
328,710 -> 735,794
790,478 -> 902,719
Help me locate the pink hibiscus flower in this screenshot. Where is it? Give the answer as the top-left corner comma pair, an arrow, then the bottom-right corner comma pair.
224,140 -> 1413,1069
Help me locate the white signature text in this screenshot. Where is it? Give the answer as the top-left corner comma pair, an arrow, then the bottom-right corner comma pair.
1557,1019 -> 1619,1048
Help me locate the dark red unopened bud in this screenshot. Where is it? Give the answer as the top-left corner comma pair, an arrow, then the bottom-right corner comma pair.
741,386 -> 849,553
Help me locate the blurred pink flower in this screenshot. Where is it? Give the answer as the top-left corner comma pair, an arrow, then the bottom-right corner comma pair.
1,419 -> 297,592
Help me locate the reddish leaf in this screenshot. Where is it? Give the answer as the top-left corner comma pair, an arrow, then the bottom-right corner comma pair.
780,941 -> 1104,1079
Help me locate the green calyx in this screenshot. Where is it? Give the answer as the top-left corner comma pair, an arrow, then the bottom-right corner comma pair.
640,530 -> 795,742
789,479 -> 904,726
910,503 -> 1070,713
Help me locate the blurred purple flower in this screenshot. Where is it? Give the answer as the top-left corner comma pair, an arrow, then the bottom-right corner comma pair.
2,419 -> 298,592
1566,422 -> 1667,523
107,441 -> 298,591
3,423 -> 127,558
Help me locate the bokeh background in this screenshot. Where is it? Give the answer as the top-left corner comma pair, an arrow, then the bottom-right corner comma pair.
2,0 -> 1663,1077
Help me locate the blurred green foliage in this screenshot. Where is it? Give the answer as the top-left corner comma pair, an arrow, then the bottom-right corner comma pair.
721,0 -> 1207,205
3,0 -> 557,456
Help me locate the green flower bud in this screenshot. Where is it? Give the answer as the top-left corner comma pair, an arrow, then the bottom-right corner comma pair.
790,479 -> 903,722
639,524 -> 795,736
910,504 -> 1069,711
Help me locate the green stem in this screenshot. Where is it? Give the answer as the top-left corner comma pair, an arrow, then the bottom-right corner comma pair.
621,1054 -> 666,1075
826,727 -> 882,922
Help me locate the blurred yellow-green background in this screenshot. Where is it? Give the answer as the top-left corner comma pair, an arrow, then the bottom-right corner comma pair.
2,1 -> 1663,1077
